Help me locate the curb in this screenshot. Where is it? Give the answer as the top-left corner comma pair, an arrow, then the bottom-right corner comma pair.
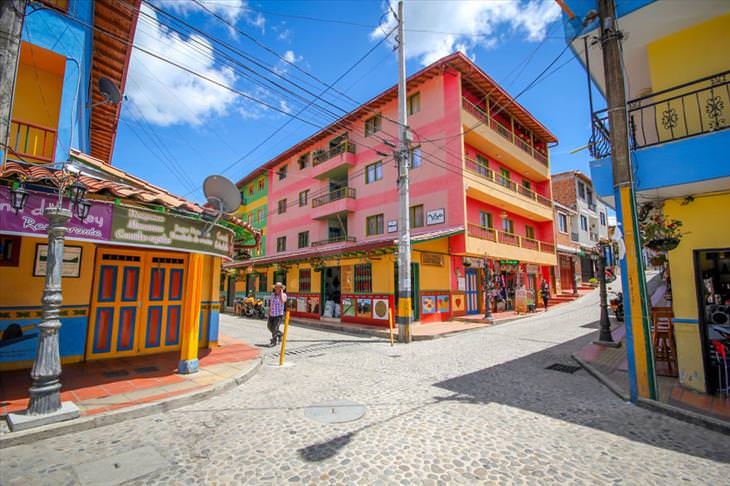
0,357 -> 263,449
572,354 -> 730,436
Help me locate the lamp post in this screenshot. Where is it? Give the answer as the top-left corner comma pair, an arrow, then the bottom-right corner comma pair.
7,174 -> 89,431
593,242 -> 620,347
483,255 -> 493,321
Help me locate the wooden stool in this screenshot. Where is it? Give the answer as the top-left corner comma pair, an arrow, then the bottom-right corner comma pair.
651,307 -> 677,376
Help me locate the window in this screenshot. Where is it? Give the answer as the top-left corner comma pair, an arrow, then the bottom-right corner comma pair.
247,213 -> 253,225
277,165 -> 288,180
479,211 -> 493,229
299,269 -> 311,292
258,177 -> 265,191
276,236 -> 287,252
410,147 -> 422,169
298,231 -> 309,248
525,225 -> 535,240
366,161 -> 383,184
600,212 -> 606,226
587,188 -> 593,203
354,264 -> 372,293
298,153 -> 309,170
299,190 -> 309,207
248,185 -> 254,196
364,114 -> 382,137
258,272 -> 268,292
475,154 -> 489,176
522,179 -> 531,191
577,181 -> 586,200
407,92 -> 421,115
502,218 -> 514,234
410,205 -> 424,228
274,270 -> 287,288
278,199 -> 287,214
366,214 -> 384,236
0,236 -> 21,266
580,215 -> 588,231
499,168 -> 510,186
558,213 -> 568,233
257,208 -> 264,222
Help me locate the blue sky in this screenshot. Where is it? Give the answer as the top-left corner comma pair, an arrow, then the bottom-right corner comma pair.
113,0 -> 597,201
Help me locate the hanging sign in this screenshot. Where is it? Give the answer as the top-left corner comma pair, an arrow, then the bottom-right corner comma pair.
0,187 -> 112,241
111,206 -> 233,257
426,208 -> 445,226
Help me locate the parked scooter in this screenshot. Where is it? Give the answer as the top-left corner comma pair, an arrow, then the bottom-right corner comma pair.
609,291 -> 624,322
242,293 -> 266,319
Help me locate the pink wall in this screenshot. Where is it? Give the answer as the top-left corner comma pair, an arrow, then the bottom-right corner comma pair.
466,197 -> 554,243
265,72 -> 466,255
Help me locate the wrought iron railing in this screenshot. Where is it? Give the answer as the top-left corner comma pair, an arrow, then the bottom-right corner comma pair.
311,235 -> 356,247
590,70 -> 730,159
8,119 -> 57,163
311,187 -> 356,208
464,157 -> 552,208
312,141 -> 356,166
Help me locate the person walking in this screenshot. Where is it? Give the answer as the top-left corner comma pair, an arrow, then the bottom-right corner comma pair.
267,282 -> 287,346
540,279 -> 550,311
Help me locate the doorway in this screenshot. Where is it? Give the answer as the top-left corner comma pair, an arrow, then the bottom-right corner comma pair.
321,266 -> 341,316
559,255 -> 573,292
465,268 -> 479,315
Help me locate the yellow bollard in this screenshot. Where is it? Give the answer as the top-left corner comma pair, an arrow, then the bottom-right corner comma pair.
388,307 -> 395,347
278,310 -> 291,366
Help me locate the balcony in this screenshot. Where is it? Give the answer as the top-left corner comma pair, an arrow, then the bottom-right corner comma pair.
589,70 -> 730,203
311,141 -> 356,180
466,223 -> 556,266
8,119 -> 57,163
461,98 -> 550,179
464,157 -> 553,221
310,187 -> 357,220
311,235 -> 357,247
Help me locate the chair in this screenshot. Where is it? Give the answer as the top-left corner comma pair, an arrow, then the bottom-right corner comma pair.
710,340 -> 730,397
651,307 -> 677,376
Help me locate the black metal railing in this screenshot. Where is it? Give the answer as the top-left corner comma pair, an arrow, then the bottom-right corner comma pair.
312,141 -> 356,166
311,235 -> 356,247
590,70 -> 730,159
311,187 -> 356,208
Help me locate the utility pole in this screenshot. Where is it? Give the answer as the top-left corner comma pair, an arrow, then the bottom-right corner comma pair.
597,0 -> 655,400
0,0 -> 26,168
395,0 -> 412,343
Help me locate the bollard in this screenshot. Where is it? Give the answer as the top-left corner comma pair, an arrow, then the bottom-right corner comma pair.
388,307 -> 395,347
278,310 -> 291,366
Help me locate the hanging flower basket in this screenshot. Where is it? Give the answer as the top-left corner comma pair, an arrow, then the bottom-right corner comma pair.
646,237 -> 680,252
639,202 -> 686,253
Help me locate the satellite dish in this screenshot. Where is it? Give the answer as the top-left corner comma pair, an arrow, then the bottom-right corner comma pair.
203,175 -> 240,214
99,77 -> 122,105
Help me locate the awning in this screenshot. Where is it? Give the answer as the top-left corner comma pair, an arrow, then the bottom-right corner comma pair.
557,244 -> 580,255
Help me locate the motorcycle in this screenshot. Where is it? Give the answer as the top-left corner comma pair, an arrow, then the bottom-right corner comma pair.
242,294 -> 267,319
609,291 -> 624,322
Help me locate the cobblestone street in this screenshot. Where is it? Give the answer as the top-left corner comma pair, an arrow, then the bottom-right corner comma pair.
2,290 -> 729,485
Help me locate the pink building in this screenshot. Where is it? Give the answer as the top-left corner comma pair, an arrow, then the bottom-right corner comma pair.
230,52 -> 557,325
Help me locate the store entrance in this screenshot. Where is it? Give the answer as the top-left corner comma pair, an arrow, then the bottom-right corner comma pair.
321,266 -> 341,317
695,249 -> 730,395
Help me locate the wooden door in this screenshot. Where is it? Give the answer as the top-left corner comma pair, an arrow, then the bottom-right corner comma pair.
559,256 -> 573,292
139,253 -> 187,354
465,268 -> 479,315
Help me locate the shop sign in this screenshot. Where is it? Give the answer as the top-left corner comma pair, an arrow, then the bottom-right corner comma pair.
0,187 -> 112,241
462,257 -> 485,268
387,220 -> 398,233
426,208 -> 445,225
499,260 -> 519,265
526,264 -> 539,274
421,252 -> 443,266
111,206 -> 232,257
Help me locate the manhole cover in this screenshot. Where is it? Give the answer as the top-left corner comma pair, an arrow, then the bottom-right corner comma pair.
73,446 -> 168,485
304,400 -> 366,424
545,363 -> 582,374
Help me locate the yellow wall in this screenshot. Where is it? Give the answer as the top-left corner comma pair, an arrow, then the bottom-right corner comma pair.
664,193 -> 730,392
414,239 -> 452,291
0,236 -> 96,307
648,12 -> 730,91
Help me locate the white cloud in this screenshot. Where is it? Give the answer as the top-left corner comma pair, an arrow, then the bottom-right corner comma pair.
156,0 -> 264,30
125,4 -> 239,126
371,0 -> 561,66
282,50 -> 301,64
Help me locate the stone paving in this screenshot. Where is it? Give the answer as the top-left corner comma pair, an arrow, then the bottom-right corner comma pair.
2,289 -> 729,485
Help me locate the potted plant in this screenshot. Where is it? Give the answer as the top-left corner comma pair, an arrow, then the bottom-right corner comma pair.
639,203 -> 686,252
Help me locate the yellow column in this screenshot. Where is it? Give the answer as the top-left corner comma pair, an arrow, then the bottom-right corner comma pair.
178,253 -> 204,374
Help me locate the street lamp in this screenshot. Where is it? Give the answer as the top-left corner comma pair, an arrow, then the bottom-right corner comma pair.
483,254 -> 493,321
593,242 -> 620,347
7,172 -> 90,430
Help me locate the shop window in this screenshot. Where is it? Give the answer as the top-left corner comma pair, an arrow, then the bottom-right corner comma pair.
525,225 -> 535,240
410,205 -> 424,228
278,199 -> 287,214
410,147 -> 422,169
274,270 -> 287,288
479,211 -> 493,229
277,165 -> 288,180
364,114 -> 382,137
0,236 -> 21,266
258,272 -> 268,292
299,190 -> 309,207
298,231 -> 309,248
407,92 -> 421,115
558,213 -> 568,233
298,153 -> 310,170
299,269 -> 311,292
366,214 -> 384,236
354,264 -> 372,293
277,236 -> 286,252
366,161 -> 383,184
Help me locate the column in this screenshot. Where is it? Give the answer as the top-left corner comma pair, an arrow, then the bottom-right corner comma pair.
178,252 -> 204,374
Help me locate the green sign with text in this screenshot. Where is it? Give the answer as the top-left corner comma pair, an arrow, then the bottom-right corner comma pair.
111,207 -> 233,258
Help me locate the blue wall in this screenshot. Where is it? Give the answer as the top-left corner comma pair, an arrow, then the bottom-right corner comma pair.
0,311 -> 87,365
560,1 -> 658,40
590,129 -> 730,198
